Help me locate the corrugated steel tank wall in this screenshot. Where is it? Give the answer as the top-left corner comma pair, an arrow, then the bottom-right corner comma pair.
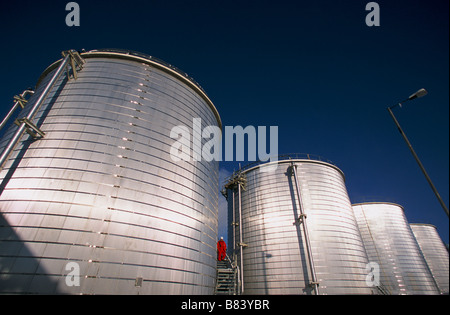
410,224 -> 449,294
228,159 -> 375,295
0,50 -> 221,294
352,203 -> 440,295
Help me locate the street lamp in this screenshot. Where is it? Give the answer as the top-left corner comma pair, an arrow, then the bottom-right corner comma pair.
387,88 -> 449,217
407,88 -> 428,100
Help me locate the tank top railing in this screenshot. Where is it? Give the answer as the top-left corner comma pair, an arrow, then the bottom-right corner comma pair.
222,153 -> 336,187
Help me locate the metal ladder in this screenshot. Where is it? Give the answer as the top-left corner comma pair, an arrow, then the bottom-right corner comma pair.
215,256 -> 238,295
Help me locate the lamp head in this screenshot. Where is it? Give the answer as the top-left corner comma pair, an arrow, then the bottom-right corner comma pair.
408,88 -> 428,100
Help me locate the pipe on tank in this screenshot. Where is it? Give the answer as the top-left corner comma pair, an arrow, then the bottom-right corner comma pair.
0,54 -> 70,170
0,90 -> 35,130
238,182 -> 244,294
231,187 -> 240,293
291,163 -> 319,295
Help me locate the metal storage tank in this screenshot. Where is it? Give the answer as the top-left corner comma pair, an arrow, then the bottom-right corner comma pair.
224,155 -> 376,295
410,224 -> 449,294
0,49 -> 221,294
352,203 -> 440,295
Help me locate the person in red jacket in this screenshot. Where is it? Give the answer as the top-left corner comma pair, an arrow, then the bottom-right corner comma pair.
217,237 -> 226,261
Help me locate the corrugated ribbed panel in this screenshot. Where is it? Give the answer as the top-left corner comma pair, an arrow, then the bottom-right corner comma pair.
410,224 -> 449,294
228,160 -> 375,295
0,52 -> 220,294
352,203 -> 440,295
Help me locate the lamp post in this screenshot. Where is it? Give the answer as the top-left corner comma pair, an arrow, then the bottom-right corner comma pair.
387,88 -> 449,217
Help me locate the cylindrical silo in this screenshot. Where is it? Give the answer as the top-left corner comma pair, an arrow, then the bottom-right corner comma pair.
352,203 -> 440,295
0,49 -> 221,294
225,155 -> 376,295
410,224 -> 449,294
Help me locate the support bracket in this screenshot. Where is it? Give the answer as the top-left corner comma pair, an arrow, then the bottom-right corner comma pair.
13,95 -> 28,109
294,213 -> 307,225
61,50 -> 85,80
14,117 -> 45,139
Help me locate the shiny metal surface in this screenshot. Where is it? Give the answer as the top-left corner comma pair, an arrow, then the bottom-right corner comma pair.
410,224 -> 449,294
0,49 -> 220,294
227,158 -> 375,295
352,203 -> 440,295
0,53 -> 71,169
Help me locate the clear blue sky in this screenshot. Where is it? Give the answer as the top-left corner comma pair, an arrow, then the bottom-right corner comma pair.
1,0 -> 448,243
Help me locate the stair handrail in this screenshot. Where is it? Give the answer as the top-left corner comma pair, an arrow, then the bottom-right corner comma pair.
225,253 -> 239,295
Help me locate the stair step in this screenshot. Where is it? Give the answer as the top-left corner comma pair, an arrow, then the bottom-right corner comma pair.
215,257 -> 237,295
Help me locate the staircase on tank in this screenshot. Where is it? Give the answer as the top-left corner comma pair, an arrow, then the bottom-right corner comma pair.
215,258 -> 237,295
